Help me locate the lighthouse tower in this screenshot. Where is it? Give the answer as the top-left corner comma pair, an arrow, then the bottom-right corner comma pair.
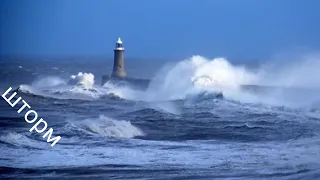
111,37 -> 127,79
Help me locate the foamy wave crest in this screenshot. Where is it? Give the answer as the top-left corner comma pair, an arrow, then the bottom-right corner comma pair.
190,56 -> 255,88
0,132 -> 46,148
68,72 -> 95,89
17,84 -> 37,94
72,115 -> 144,138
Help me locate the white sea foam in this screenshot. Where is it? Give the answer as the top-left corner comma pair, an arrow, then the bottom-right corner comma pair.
72,115 -> 144,138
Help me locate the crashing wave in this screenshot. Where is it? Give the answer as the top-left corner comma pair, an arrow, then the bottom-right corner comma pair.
0,131 -> 47,149
140,56 -> 255,101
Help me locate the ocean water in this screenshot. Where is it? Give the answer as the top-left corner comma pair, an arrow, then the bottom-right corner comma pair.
0,56 -> 320,180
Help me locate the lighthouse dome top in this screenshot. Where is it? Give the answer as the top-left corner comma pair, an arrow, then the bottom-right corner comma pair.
117,37 -> 123,44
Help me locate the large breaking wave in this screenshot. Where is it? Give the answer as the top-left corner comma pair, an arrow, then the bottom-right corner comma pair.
0,115 -> 144,150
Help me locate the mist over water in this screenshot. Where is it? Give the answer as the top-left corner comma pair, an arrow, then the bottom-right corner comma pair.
256,53 -> 320,88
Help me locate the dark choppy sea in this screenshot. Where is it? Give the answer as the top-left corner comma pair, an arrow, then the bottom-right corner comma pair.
0,56 -> 320,179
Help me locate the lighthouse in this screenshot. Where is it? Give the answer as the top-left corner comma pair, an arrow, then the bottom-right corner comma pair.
111,37 -> 127,79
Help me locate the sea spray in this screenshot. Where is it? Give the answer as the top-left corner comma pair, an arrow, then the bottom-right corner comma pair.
31,76 -> 66,89
68,72 -> 95,89
255,53 -> 320,89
